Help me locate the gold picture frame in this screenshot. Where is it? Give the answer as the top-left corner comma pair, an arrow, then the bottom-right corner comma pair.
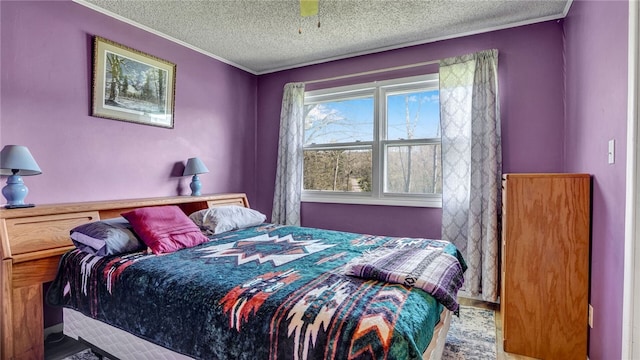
92,36 -> 176,129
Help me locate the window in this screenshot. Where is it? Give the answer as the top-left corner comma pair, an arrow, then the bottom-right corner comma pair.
302,74 -> 441,207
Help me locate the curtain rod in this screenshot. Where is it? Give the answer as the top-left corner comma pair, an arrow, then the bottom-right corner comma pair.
303,59 -> 440,85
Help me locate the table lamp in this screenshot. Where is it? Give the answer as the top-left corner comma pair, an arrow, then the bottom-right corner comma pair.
183,157 -> 209,196
0,145 -> 42,208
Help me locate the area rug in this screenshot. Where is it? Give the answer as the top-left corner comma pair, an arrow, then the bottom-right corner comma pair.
62,349 -> 100,360
442,305 -> 497,360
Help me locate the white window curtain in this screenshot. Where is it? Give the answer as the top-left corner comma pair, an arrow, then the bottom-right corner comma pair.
272,82 -> 306,225
439,49 -> 502,302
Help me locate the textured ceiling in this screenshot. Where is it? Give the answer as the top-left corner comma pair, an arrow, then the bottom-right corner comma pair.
75,0 -> 571,74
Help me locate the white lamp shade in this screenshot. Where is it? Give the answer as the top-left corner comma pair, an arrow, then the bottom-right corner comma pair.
183,157 -> 209,176
0,145 -> 42,176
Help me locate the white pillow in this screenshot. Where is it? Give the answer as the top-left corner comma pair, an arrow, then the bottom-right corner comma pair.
189,205 -> 267,235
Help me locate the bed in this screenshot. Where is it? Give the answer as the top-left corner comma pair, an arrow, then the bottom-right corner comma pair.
0,194 -> 465,360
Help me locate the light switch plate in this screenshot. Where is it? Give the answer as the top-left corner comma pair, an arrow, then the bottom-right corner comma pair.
608,139 -> 615,164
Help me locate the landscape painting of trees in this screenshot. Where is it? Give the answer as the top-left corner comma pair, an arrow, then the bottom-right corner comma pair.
92,36 -> 176,128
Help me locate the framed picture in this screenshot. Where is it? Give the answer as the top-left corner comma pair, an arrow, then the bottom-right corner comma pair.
92,36 -> 176,129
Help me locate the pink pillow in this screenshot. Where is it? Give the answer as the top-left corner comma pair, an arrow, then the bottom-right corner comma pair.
121,205 -> 209,254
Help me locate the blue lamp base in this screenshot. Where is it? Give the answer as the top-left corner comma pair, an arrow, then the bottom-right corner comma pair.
2,175 -> 34,208
189,174 -> 202,196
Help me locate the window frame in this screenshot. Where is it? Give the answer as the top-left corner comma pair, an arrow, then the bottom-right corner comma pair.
302,74 -> 441,208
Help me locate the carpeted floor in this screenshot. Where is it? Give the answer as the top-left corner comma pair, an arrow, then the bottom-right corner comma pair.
61,350 -> 99,360
64,305 -> 497,360
442,305 -> 497,359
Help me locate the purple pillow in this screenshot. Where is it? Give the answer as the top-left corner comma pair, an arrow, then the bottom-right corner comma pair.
121,205 -> 209,254
70,217 -> 145,256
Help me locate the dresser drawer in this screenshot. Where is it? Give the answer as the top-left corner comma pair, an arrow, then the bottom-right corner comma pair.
5,211 -> 100,256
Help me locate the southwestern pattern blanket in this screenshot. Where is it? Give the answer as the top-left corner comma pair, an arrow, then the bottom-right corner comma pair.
47,224 -> 466,360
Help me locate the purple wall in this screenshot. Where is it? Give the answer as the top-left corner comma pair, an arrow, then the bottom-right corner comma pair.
3,1 -> 628,357
564,1 -> 629,358
1,0 -> 257,327
0,1 -> 258,206
256,21 -> 565,238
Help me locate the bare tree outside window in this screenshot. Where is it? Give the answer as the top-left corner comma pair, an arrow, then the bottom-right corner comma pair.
302,75 -> 440,206
303,97 -> 373,193
385,89 -> 440,194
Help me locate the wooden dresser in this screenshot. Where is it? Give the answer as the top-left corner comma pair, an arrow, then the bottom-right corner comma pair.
0,193 -> 249,360
500,173 -> 590,359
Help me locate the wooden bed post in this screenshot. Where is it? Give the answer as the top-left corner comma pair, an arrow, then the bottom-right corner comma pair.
1,259 -> 14,360
12,284 -> 44,359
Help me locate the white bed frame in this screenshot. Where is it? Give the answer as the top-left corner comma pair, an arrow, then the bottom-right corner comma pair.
63,306 -> 451,360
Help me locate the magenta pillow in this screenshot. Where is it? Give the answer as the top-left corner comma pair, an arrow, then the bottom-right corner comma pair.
121,205 -> 209,254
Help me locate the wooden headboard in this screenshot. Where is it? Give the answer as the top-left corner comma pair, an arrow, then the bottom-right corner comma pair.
0,193 -> 249,360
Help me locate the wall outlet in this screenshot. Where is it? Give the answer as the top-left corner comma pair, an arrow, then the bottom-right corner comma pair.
608,139 -> 615,164
589,304 -> 594,328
